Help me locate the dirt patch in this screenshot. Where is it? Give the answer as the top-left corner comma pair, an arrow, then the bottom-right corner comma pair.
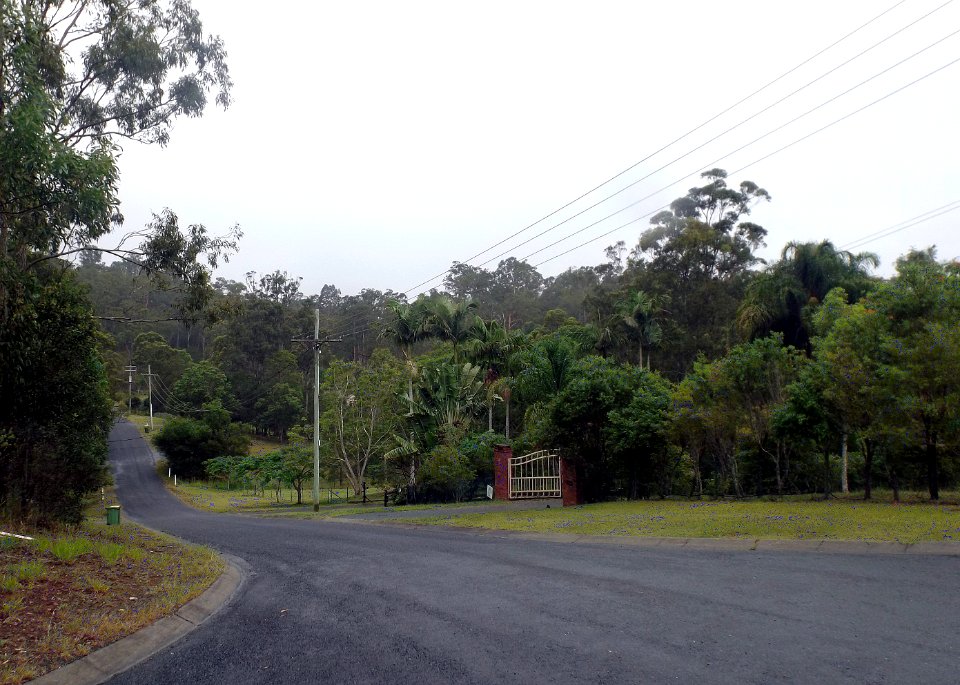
0,524 -> 222,684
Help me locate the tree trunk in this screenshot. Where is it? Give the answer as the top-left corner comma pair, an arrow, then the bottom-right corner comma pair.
692,450 -> 703,499
925,424 -> 939,501
773,445 -> 783,498
730,451 -> 743,498
840,431 -> 849,494
638,345 -> 643,370
862,438 -> 872,501
408,459 -> 417,503
822,451 -> 831,499
488,403 -> 493,432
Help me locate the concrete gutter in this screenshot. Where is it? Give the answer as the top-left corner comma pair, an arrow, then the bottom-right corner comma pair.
30,554 -> 246,685
332,517 -> 960,555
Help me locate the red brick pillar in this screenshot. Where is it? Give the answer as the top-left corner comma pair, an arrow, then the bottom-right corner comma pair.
561,457 -> 582,507
493,444 -> 512,500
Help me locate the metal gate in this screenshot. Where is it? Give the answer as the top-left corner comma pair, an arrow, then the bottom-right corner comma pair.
509,450 -> 561,499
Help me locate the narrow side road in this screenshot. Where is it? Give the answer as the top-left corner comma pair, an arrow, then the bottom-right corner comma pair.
107,421 -> 959,684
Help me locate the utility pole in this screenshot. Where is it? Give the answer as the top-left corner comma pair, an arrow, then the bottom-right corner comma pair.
124,365 -> 137,413
292,309 -> 341,512
142,365 -> 156,430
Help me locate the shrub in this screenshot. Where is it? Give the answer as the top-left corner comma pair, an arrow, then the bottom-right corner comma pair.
153,403 -> 249,479
420,444 -> 476,502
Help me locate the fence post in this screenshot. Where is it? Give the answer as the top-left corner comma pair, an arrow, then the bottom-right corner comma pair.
493,445 -> 512,500
560,457 -> 582,506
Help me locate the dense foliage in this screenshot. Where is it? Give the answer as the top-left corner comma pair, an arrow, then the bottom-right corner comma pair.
0,0 -> 232,523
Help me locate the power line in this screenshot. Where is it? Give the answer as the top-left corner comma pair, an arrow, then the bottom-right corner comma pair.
471,21 -> 960,273
841,202 -> 960,250
401,0 -> 918,296
485,34 -> 960,268
841,200 -> 960,248
462,22 -> 960,278
529,54 -> 960,268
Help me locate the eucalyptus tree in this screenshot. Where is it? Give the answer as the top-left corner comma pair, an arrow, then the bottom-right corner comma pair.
320,350 -> 405,497
0,0 -> 233,522
628,169 -> 770,377
1,0 -> 237,317
712,335 -> 807,497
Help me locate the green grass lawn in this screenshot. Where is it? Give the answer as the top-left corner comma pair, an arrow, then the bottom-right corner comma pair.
158,464 -> 387,515
411,498 -> 960,544
127,412 -> 165,439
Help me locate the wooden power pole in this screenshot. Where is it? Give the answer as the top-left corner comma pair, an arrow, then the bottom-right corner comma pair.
292,309 -> 340,512
124,365 -> 137,413
143,364 -> 156,430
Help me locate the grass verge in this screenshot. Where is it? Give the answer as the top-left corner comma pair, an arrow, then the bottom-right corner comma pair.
155,462 -> 501,520
126,412 -> 165,441
0,517 -> 223,684
155,459 -> 388,514
409,498 -> 960,544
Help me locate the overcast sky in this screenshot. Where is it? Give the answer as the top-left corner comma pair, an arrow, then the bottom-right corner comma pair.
114,0 -> 960,297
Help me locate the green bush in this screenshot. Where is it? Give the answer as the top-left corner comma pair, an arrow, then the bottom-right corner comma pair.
420,444 -> 476,502
153,402 -> 250,479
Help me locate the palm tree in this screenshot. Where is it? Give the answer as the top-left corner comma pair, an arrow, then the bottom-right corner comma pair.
782,240 -> 878,303
738,240 -> 879,350
413,362 -> 487,437
464,318 -> 506,431
518,334 -> 579,399
618,290 -> 667,369
425,296 -> 478,363
493,328 -> 529,439
581,309 -> 622,358
380,299 -> 428,412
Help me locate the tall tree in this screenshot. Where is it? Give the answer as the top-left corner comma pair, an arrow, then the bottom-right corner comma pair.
380,298 -> 429,412
320,350 -> 405,496
812,289 -> 891,500
627,169 -> 770,377
870,250 -> 960,500
464,318 -> 506,431
0,0 -> 232,522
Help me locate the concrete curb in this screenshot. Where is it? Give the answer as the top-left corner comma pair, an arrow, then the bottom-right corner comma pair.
30,553 -> 246,685
331,517 -> 960,556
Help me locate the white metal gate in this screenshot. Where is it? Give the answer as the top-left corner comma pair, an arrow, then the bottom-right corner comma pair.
509,450 -> 561,499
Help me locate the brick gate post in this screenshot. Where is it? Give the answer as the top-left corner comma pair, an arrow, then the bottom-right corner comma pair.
560,457 -> 582,507
493,444 -> 512,500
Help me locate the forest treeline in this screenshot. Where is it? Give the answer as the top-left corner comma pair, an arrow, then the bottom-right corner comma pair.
79,170 -> 960,507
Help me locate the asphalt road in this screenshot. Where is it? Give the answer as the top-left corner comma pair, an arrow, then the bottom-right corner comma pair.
107,421 -> 958,684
